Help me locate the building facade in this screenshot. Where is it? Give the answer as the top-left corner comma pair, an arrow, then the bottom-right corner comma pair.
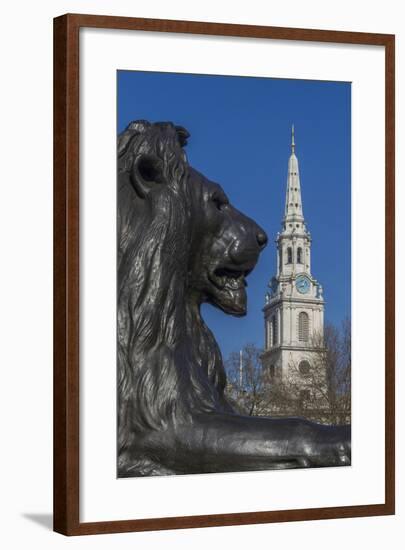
262,127 -> 325,391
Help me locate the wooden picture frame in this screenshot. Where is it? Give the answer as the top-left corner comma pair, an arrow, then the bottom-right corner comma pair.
53,13 -> 395,535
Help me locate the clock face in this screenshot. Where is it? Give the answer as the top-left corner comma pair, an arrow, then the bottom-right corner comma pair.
296,276 -> 310,294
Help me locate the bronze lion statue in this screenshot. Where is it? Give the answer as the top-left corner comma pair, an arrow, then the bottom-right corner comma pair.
117,120 -> 351,476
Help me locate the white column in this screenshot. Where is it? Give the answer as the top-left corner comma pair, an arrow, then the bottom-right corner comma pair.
277,308 -> 281,345
283,307 -> 288,344
292,239 -> 296,274
320,307 -> 324,339
270,318 -> 273,347
277,245 -> 280,276
290,307 -> 293,344
311,308 -> 315,340
314,308 -> 319,335
279,242 -> 284,276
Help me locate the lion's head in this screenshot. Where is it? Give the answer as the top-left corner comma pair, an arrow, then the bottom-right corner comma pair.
185,167 -> 267,316
117,120 -> 267,463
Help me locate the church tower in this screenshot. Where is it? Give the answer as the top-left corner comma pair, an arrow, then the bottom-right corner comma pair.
262,126 -> 324,386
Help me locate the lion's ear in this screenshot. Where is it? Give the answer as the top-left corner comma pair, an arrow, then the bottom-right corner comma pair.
130,154 -> 165,198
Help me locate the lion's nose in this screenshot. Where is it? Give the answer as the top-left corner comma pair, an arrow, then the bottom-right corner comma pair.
256,229 -> 268,249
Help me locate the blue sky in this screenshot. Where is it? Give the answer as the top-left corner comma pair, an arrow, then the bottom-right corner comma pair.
118,71 -> 351,359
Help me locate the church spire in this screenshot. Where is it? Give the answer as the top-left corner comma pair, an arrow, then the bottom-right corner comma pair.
284,124 -> 304,226
291,124 -> 295,154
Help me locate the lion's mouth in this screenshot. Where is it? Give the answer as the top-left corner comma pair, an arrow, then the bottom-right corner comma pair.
209,267 -> 252,291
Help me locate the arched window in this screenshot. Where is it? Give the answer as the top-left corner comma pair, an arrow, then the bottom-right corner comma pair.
298,312 -> 309,342
287,247 -> 292,264
272,314 -> 277,346
269,365 -> 275,380
299,360 -> 311,376
297,247 -> 302,264
279,247 -> 283,269
300,389 -> 311,402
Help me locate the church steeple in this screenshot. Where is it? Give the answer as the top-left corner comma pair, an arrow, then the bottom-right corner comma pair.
284,124 -> 304,226
262,127 -> 325,391
276,126 -> 311,278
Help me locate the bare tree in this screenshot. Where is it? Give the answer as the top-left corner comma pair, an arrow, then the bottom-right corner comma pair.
268,319 -> 351,425
225,318 -> 351,426
225,343 -> 268,416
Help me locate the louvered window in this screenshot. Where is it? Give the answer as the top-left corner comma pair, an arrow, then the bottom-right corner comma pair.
298,312 -> 309,342
272,315 -> 277,346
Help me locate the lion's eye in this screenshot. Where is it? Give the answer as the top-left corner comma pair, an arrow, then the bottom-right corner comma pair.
137,155 -> 163,183
211,194 -> 228,212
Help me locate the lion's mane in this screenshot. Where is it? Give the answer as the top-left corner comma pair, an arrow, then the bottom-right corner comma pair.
117,121 -> 231,460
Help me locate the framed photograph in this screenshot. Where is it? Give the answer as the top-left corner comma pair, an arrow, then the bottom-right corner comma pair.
53,13 -> 395,535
